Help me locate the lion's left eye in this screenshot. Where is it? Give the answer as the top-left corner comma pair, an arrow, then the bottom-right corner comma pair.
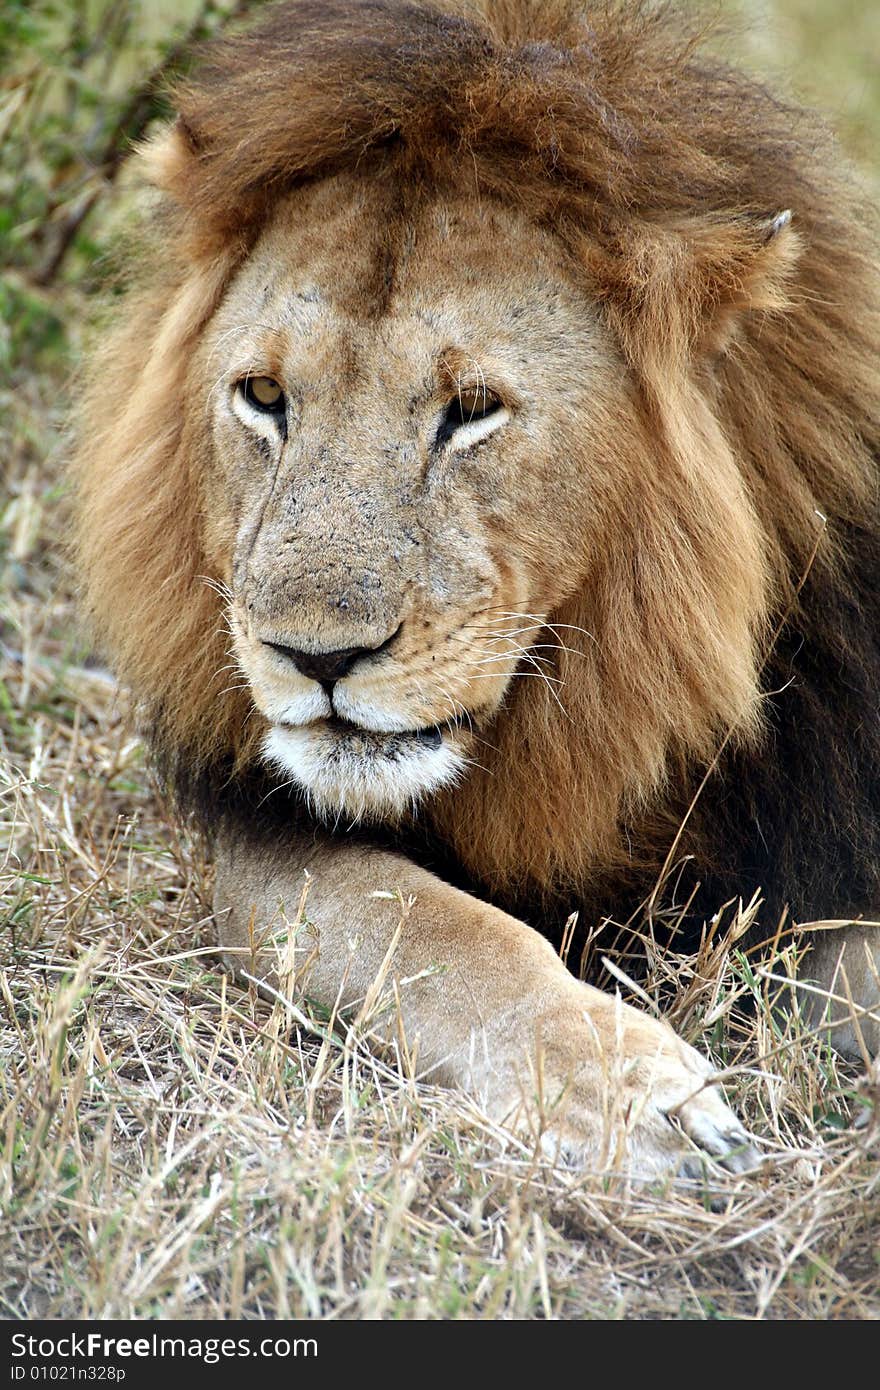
240,375 -> 285,414
436,388 -> 504,448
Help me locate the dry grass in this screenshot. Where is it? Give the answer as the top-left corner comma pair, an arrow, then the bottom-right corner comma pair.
2,0 -> 879,1321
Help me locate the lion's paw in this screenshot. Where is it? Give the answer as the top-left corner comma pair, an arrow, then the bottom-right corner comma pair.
498,988 -> 760,1181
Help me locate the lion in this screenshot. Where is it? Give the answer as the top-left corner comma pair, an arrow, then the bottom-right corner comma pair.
73,0 -> 880,1176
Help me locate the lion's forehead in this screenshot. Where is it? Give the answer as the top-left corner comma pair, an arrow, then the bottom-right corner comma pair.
210,175 -> 606,382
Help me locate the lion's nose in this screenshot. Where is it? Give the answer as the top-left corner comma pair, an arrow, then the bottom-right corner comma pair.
264,642 -> 369,686
262,624 -> 404,687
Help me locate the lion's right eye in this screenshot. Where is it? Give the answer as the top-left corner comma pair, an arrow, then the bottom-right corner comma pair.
436,387 -> 505,449
240,376 -> 286,414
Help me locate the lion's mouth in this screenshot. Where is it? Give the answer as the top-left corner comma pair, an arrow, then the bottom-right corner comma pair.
262,712 -> 468,821
291,713 -> 460,752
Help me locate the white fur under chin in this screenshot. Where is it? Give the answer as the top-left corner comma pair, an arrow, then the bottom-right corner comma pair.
263,723 -> 466,821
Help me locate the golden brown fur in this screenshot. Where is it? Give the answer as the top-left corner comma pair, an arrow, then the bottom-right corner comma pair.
73,1 -> 880,1164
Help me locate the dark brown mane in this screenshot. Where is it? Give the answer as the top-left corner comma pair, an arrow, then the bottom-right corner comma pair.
167,2 -> 863,253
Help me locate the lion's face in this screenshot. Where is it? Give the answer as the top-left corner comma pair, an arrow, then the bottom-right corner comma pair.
199,171 -> 628,820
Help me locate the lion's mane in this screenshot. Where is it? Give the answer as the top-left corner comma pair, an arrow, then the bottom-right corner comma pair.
74,0 -> 880,932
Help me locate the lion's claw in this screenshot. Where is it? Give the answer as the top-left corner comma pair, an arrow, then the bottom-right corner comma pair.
674,1101 -> 761,1176
535,1083 -> 759,1181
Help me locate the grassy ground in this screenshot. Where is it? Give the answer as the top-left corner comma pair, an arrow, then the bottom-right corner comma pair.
2,1 -> 879,1320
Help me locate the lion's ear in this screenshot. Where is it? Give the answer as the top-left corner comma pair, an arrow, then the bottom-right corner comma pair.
596,209 -> 800,374
137,117 -> 201,203
682,208 -> 800,354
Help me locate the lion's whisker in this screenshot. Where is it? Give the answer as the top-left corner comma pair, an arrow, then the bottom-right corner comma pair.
472,648 -> 559,672
198,573 -> 235,600
471,657 -> 563,684
477,639 -> 565,694
492,611 -> 599,646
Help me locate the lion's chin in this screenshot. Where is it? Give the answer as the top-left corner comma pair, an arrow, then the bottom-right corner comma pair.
262,718 -> 466,822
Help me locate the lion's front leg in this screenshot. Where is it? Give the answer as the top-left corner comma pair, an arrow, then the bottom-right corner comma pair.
214,832 -> 757,1178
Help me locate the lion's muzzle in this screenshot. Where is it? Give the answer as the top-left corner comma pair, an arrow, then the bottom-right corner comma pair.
230,603 -> 475,821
